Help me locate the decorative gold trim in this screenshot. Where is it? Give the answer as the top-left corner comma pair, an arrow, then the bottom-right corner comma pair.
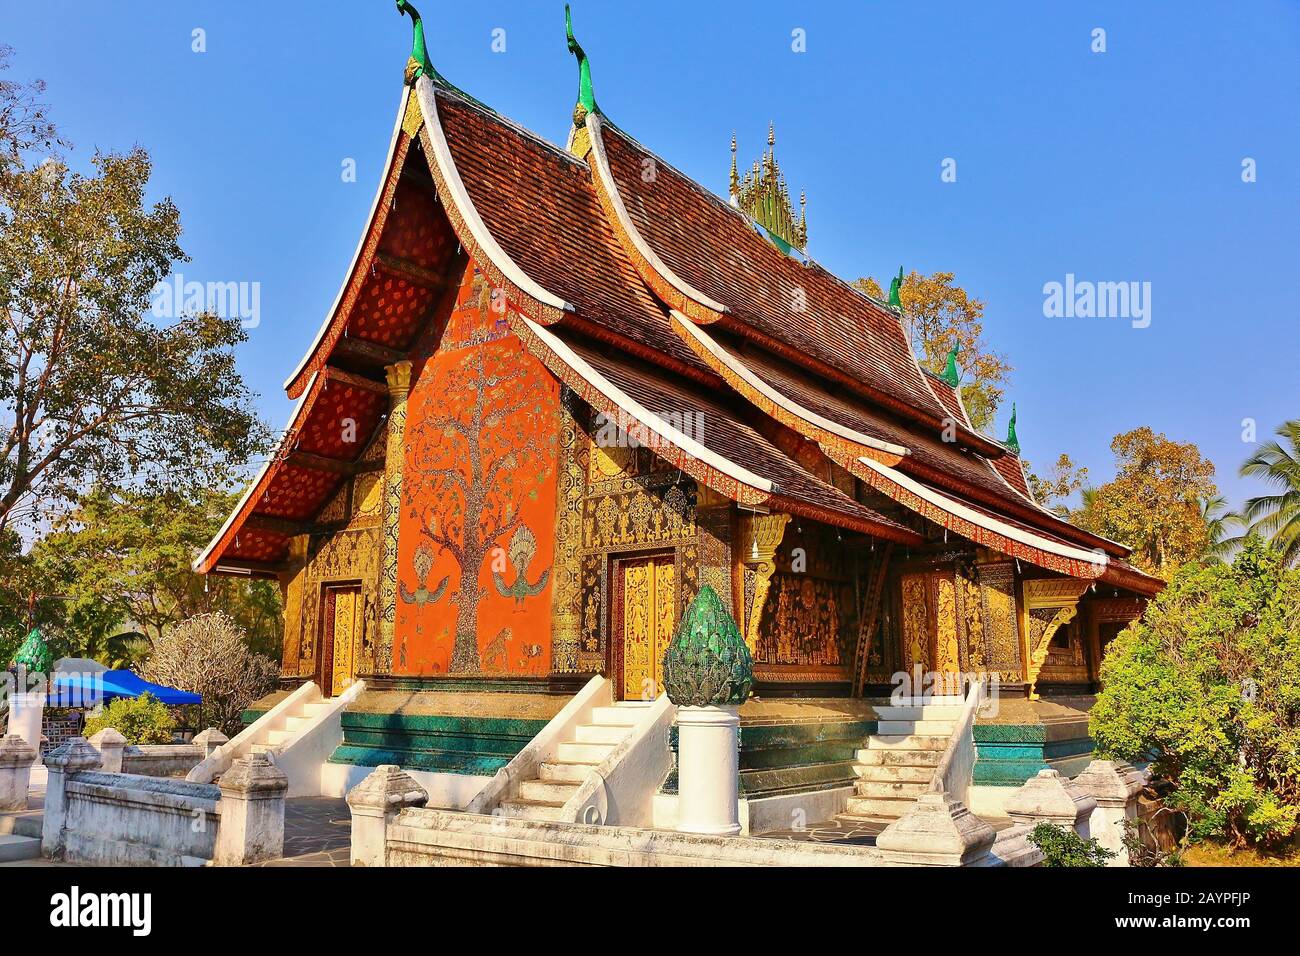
737,512 -> 791,652
1022,578 -> 1090,698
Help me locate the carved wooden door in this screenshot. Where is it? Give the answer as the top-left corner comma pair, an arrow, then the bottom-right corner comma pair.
323,584 -> 362,697
618,554 -> 676,701
899,571 -> 963,686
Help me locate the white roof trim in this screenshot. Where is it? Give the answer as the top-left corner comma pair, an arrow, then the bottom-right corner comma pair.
672,312 -> 910,458
522,317 -> 773,494
194,372 -> 321,572
855,455 -> 1108,568
417,77 -> 573,315
285,88 -> 411,393
585,113 -> 729,316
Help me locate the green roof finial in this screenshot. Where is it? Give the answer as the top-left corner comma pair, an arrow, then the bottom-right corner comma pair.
887,266 -> 904,311
662,585 -> 752,707
566,5 -> 598,126
941,344 -> 961,387
396,1 -> 446,86
10,627 -> 53,674
1006,403 -> 1021,454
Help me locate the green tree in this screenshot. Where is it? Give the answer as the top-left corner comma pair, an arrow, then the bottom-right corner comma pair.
1028,823 -> 1116,867
1090,539 -> 1300,849
83,692 -> 175,745
0,45 -> 63,173
1077,427 -> 1218,576
32,486 -> 282,657
0,114 -> 269,537
1025,453 -> 1088,517
1238,419 -> 1300,567
142,612 -> 278,736
853,271 -> 1012,430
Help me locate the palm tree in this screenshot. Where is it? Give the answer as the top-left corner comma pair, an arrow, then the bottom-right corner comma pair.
1238,420 -> 1300,566
1200,493 -> 1242,562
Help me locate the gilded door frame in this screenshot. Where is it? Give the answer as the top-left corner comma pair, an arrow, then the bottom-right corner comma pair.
609,549 -> 677,701
317,580 -> 363,697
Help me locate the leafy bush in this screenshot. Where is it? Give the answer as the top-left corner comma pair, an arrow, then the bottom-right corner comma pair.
83,692 -> 175,744
1028,823 -> 1116,867
1090,538 -> 1300,849
140,612 -> 278,736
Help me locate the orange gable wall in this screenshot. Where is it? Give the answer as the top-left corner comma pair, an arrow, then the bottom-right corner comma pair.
393,262 -> 560,675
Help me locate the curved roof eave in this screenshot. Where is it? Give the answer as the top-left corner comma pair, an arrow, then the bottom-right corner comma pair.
851,454 -> 1111,578
669,310 -> 910,466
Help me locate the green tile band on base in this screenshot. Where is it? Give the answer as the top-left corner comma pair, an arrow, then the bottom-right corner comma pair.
327,711 -> 549,776
661,717 -> 876,797
972,722 -> 1095,786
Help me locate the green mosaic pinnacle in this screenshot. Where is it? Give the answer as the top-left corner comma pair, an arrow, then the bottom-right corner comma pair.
396,0 -> 447,86
941,344 -> 961,387
887,266 -> 904,311
10,627 -> 52,674
662,585 -> 752,707
1006,403 -> 1021,454
565,5 -> 598,124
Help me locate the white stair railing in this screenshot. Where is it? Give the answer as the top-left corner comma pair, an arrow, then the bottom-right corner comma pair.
927,677 -> 986,806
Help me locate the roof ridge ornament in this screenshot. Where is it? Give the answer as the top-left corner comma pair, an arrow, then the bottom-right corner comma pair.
396,0 -> 446,87
1006,403 -> 1021,454
887,266 -> 904,311
566,5 -> 598,126
941,344 -> 961,387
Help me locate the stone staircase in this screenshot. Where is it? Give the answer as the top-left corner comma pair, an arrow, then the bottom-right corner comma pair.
841,697 -> 964,824
0,807 -> 43,863
499,700 -> 652,821
263,700 -> 338,749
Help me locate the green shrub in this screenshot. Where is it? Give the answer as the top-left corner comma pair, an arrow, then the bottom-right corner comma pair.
83,692 -> 175,744
1029,823 -> 1116,867
1090,538 -> 1300,850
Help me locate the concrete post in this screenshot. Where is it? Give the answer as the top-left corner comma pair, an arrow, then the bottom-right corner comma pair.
40,737 -> 101,859
1004,768 -> 1097,837
87,728 -> 127,774
346,765 -> 428,866
192,728 -> 229,760
674,705 -> 741,836
876,792 -> 998,866
0,734 -> 38,811
1073,759 -> 1145,866
5,691 -> 45,765
212,750 -> 289,866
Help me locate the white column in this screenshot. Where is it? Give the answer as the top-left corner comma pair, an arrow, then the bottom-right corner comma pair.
674,705 -> 741,837
5,692 -> 45,765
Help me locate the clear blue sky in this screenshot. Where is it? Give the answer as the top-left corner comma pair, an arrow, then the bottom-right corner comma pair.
6,1 -> 1298,508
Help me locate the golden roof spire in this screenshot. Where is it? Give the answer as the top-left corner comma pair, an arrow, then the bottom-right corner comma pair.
732,126 -> 807,251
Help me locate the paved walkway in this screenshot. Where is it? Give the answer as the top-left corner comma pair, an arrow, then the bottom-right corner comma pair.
254,797 -> 352,867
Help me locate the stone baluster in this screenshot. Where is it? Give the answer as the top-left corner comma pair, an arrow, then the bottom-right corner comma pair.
1004,768 -> 1097,837
0,734 -> 38,811
212,750 -> 289,866
346,765 -> 429,866
41,737 -> 102,859
1072,759 -> 1146,866
87,727 -> 127,774
192,728 -> 229,761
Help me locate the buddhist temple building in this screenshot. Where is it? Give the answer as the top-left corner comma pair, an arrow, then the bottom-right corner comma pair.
195,4 -> 1161,829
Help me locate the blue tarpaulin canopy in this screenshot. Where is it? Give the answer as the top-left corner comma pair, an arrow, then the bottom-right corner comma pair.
47,670 -> 200,708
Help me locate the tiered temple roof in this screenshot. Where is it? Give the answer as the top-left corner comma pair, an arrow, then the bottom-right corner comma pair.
195,16 -> 1161,598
